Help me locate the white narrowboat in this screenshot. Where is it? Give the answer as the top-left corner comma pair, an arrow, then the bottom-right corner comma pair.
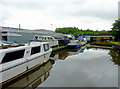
0,41 -> 52,85
34,35 -> 58,48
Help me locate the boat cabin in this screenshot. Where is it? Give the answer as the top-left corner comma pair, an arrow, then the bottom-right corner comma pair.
33,35 -> 58,47
0,42 -> 50,64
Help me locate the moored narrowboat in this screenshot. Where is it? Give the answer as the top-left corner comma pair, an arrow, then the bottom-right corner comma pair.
0,41 -> 52,85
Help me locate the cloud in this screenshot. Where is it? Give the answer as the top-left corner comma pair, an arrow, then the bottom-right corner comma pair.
0,4 -> 12,24
0,0 -> 119,30
0,0 -> 117,19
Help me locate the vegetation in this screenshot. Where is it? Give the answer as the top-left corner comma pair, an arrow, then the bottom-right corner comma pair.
111,19 -> 120,41
55,27 -> 79,35
95,38 -> 101,41
55,27 -> 110,36
110,41 -> 120,45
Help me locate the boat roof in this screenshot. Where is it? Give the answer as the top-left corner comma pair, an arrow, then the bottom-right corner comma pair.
0,41 -> 49,50
29,41 -> 49,45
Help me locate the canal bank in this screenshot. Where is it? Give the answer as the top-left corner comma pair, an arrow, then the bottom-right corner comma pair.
110,41 -> 120,48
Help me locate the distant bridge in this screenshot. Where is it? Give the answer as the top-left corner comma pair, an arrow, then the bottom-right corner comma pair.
82,33 -> 114,42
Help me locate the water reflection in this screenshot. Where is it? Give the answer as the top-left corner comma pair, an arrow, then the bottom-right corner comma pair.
40,46 -> 118,87
90,41 -> 113,47
87,41 -> 120,66
51,46 -> 86,60
40,42 -> 118,87
109,47 -> 120,66
54,49 -> 69,60
4,61 -> 53,88
86,41 -> 113,50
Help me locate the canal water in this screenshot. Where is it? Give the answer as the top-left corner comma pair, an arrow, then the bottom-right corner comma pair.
4,43 -> 120,88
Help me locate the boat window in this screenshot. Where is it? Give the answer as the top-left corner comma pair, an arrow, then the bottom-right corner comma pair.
35,36 -> 38,40
31,46 -> 41,55
43,37 -> 45,40
39,37 -> 42,40
43,44 -> 49,52
2,49 -> 25,63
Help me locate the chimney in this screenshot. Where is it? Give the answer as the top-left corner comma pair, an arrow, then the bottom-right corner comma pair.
19,24 -> 20,30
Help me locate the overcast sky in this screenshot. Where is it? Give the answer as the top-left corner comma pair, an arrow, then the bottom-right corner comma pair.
0,0 -> 119,31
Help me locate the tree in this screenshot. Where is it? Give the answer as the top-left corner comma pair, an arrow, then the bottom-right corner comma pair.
111,19 -> 120,41
55,27 -> 79,35
55,27 -> 109,36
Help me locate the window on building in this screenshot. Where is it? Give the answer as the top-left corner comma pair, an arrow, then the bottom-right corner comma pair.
31,46 -> 41,55
2,49 -> 25,63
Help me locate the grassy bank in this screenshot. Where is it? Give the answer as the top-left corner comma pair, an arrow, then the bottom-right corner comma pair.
110,41 -> 120,45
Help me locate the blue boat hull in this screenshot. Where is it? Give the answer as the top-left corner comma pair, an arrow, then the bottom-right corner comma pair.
68,44 -> 81,49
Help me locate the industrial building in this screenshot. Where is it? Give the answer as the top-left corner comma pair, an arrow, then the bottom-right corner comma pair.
0,26 -> 56,43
